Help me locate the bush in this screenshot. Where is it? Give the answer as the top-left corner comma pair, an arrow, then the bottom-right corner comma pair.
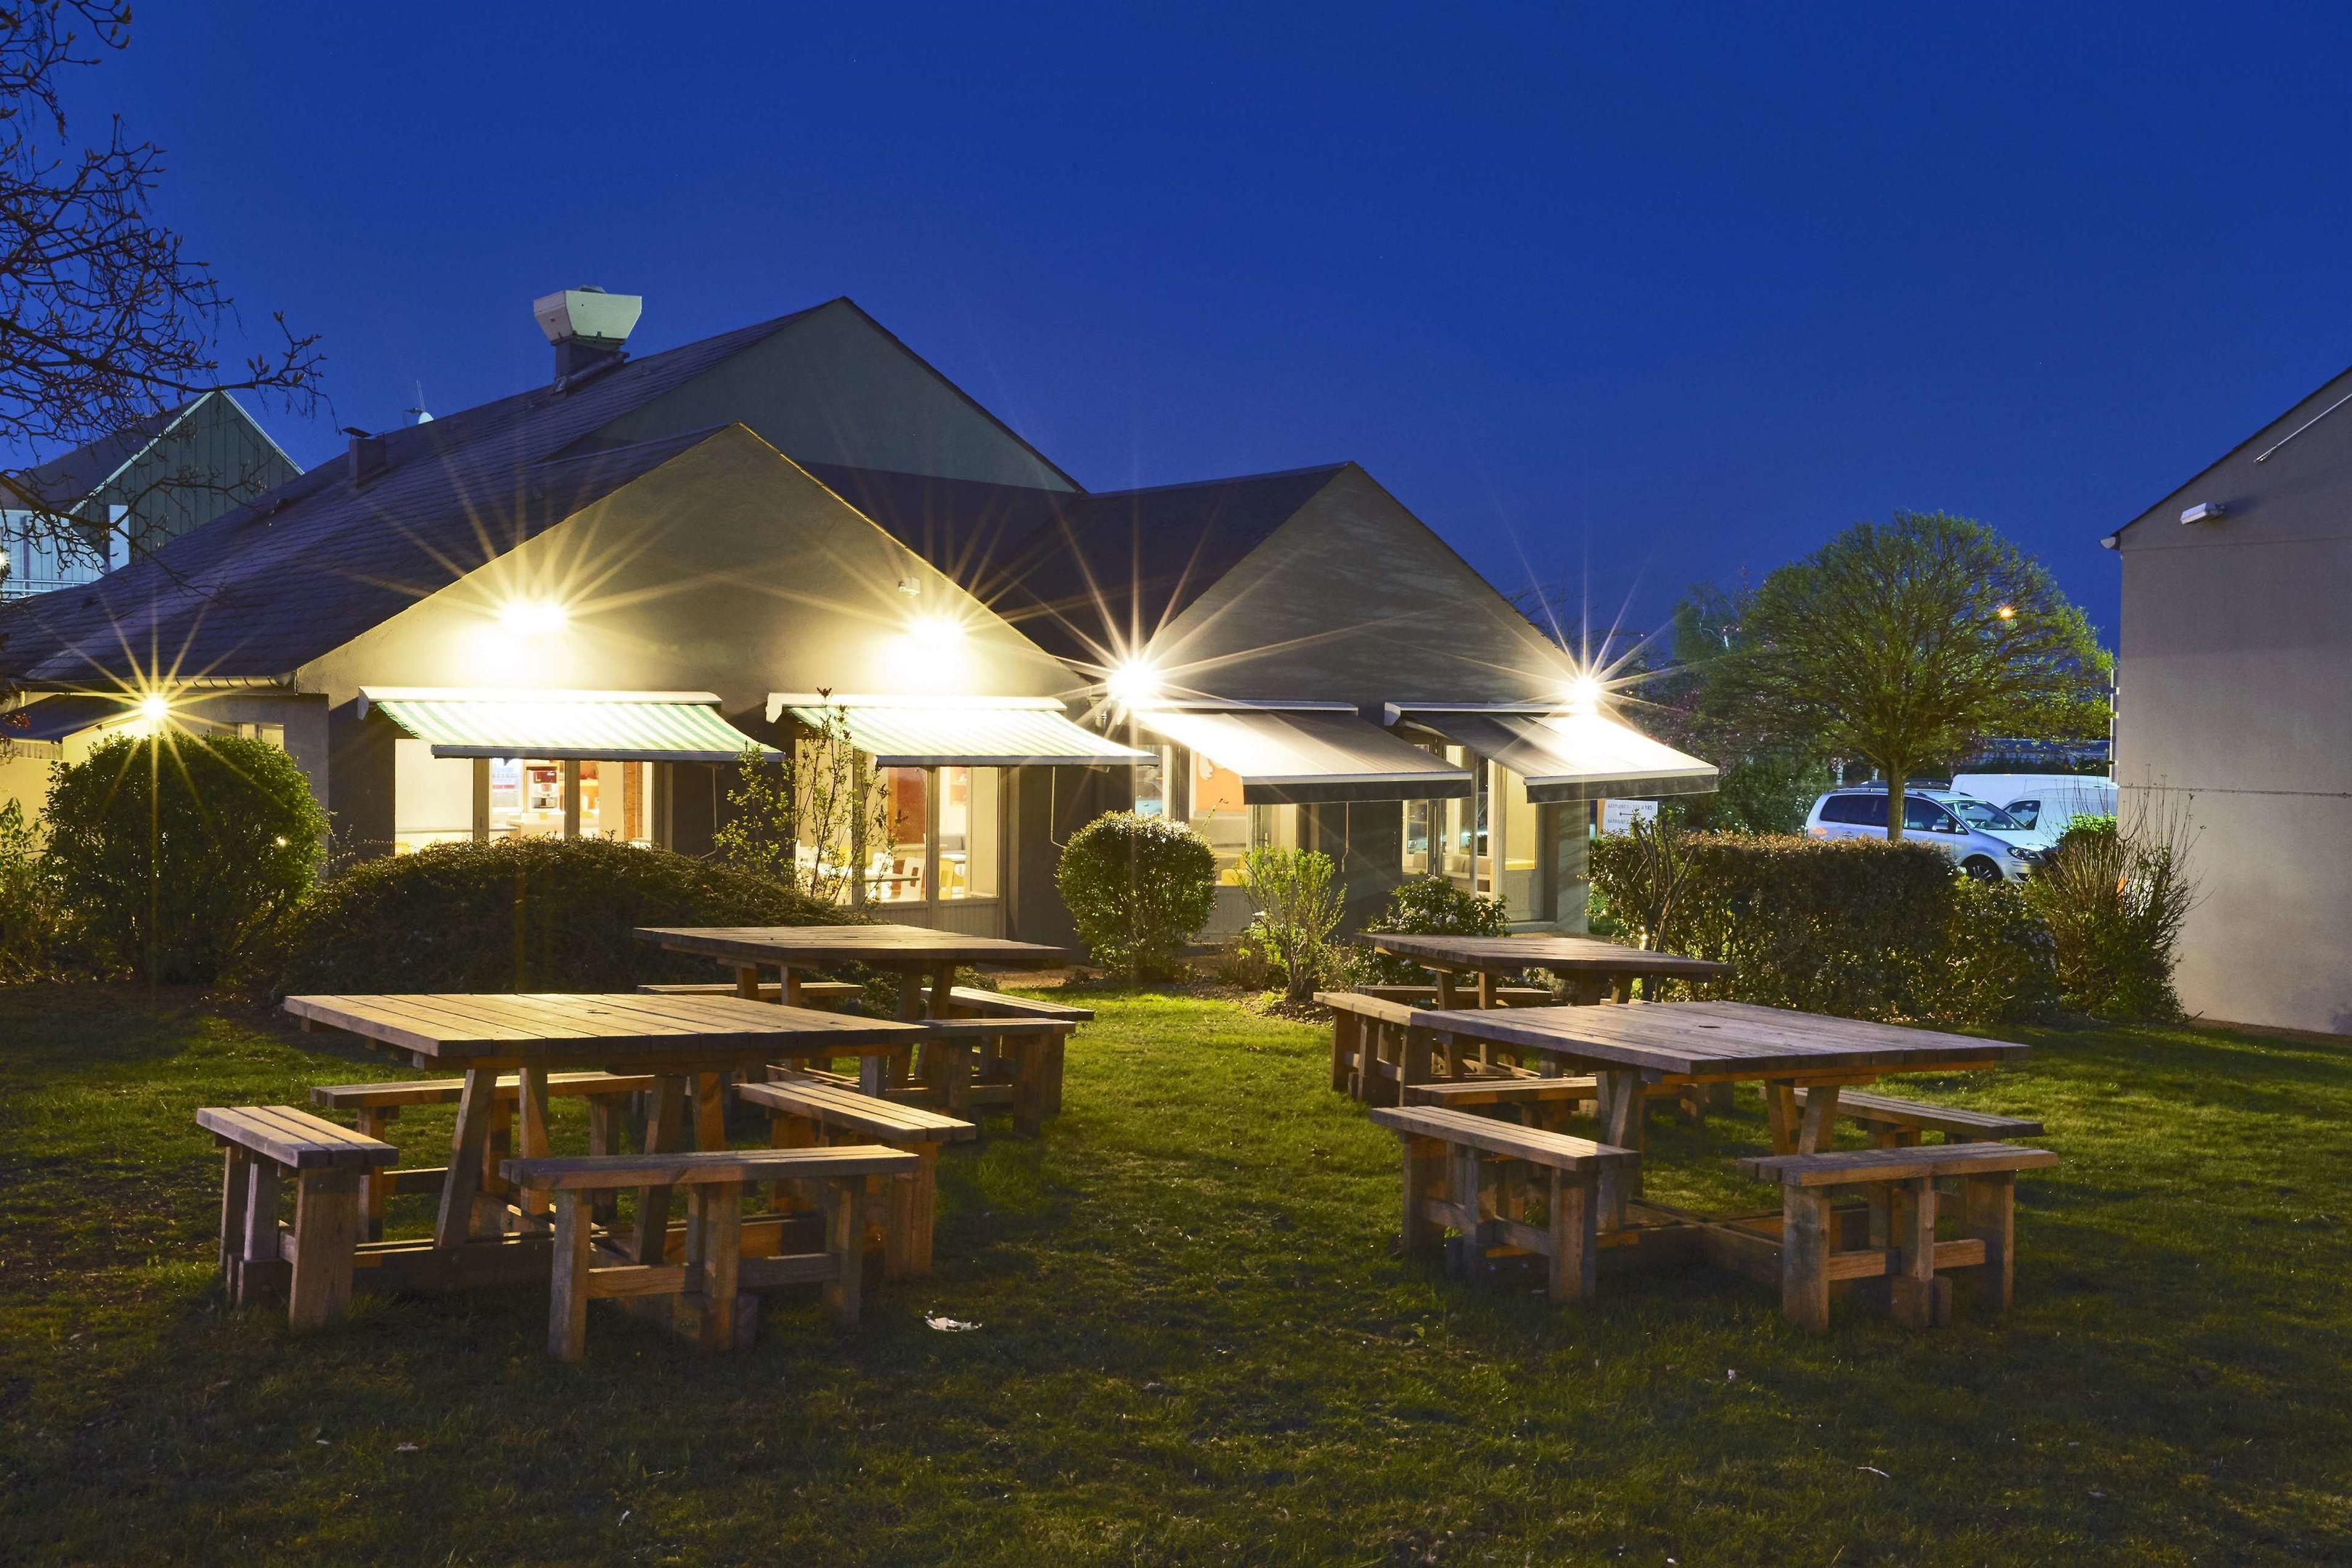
1589,830 -> 2051,1023
1238,846 -> 1345,1004
2020,805 -> 2196,1021
0,798 -> 71,982
252,836 -> 850,996
44,734 -> 327,983
1360,875 -> 1509,984
1054,812 -> 1216,979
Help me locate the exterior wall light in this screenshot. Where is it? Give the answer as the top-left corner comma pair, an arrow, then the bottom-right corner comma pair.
909,614 -> 965,653
1563,673 -> 1604,716
501,600 -> 568,635
1996,604 -> 2015,620
1106,659 -> 1162,709
138,695 -> 171,724
2179,502 -> 2224,526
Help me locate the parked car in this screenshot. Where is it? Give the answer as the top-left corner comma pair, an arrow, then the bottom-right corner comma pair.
1948,772 -> 2118,836
1805,785 -> 2049,882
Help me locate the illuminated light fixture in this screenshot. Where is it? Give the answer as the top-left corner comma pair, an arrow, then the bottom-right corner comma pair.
1563,672 -> 1604,716
137,695 -> 171,725
501,600 -> 568,635
897,577 -> 922,596
1996,604 -> 2016,621
908,613 -> 965,652
1105,658 -> 1162,709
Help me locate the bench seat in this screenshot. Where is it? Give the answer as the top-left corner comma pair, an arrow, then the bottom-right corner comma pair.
739,1077 -> 974,1278
503,1146 -> 917,1360
1794,1087 -> 2044,1143
1738,1143 -> 2059,1330
942,985 -> 1093,1022
637,980 -> 864,1005
197,1106 -> 399,1329
310,1070 -> 654,1112
1368,1105 -> 1637,1302
1356,983 -> 1554,1008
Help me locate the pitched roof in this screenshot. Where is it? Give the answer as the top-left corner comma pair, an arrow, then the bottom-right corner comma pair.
0,308 -> 828,686
11,401 -> 196,511
802,460 -> 1349,668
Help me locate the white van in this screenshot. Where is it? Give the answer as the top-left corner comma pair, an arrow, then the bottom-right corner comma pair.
1948,774 -> 2117,836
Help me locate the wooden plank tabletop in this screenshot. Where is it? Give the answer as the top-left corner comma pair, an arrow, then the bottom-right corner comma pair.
634,922 -> 1071,969
1402,1000 -> 2026,1079
1357,932 -> 1729,979
282,991 -> 926,1064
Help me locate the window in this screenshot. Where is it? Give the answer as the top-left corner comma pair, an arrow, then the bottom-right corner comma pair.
393,738 -> 473,854
936,765 -> 999,899
1498,763 -> 1539,918
1821,793 -> 1880,825
854,764 -> 1003,907
234,722 -> 286,750
1186,748 -> 1250,883
576,760 -> 653,844
1402,795 -> 1432,875
872,766 -> 929,903
1132,743 -> 1174,820
489,758 -> 568,840
2008,799 -> 2041,830
1902,797 -> 1959,834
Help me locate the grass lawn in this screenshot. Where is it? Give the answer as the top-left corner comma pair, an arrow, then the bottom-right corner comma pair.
1,985 -> 2348,1567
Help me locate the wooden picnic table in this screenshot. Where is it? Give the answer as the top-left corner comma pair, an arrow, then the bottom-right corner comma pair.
282,991 -> 925,1289
1355,932 -> 1729,1005
1396,998 -> 2028,1265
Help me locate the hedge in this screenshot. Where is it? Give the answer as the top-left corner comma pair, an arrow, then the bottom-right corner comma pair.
1590,831 -> 2055,1025
248,836 -> 852,997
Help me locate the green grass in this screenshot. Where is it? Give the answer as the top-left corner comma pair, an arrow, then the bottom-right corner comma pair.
1,984 -> 2348,1566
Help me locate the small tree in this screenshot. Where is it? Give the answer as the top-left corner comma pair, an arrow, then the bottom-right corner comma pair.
1238,845 -> 1346,1004
44,732 -> 326,981
1055,812 -> 1216,980
1709,513 -> 2110,839
711,700 -> 888,906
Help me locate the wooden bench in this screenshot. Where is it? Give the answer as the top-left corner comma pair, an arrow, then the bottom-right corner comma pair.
942,985 -> 1094,1022
1794,1087 -> 2044,1146
637,980 -> 864,1007
737,1077 -> 973,1277
903,1016 -> 1077,1132
311,1071 -> 656,1238
197,1106 -> 399,1329
1368,1105 -> 1639,1302
1356,983 -> 1554,1008
1737,1143 -> 2059,1331
503,1145 -> 917,1360
931,987 -> 1089,1119
1402,1074 -> 1601,1131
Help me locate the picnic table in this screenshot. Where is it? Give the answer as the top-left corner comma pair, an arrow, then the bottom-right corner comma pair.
1396,998 -> 2029,1274
633,923 -> 1070,1019
280,992 -> 925,1289
1355,932 -> 1728,1005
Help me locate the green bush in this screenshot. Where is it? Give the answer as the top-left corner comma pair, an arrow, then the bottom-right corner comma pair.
2020,808 -> 2194,1021
252,836 -> 850,997
1589,830 -> 2050,1024
1359,875 -> 1509,984
1238,846 -> 1345,1003
1055,812 -> 1216,980
0,798 -> 71,982
44,735 -> 327,982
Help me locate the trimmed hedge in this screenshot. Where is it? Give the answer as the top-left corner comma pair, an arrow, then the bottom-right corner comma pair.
248,837 -> 852,997
1590,831 -> 2055,1024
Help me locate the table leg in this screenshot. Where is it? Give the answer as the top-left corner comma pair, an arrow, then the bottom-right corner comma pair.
515,1067 -> 553,1220
434,1069 -> 499,1250
780,965 -> 804,1006
1433,969 -> 1461,1009
735,964 -> 765,1001
693,1073 -> 727,1148
1475,971 -> 1498,1008
629,1074 -> 689,1263
1596,1068 -> 1646,1226
1796,1084 -> 1840,1156
1764,1079 -> 1800,1156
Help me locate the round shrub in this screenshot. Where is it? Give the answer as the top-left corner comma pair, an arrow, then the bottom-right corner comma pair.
1360,875 -> 1510,984
44,733 -> 327,982
1055,812 -> 1215,979
251,836 -> 851,997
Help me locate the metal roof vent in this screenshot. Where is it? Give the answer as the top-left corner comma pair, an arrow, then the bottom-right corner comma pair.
534,287 -> 642,382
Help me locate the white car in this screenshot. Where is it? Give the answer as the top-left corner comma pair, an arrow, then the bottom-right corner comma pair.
1805,786 -> 2050,882
1948,772 -> 2118,837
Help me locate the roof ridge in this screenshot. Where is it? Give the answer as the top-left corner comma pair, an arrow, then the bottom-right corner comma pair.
1083,461 -> 1351,502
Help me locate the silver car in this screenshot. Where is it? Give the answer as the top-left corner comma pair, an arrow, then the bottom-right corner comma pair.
1805,787 -> 2049,882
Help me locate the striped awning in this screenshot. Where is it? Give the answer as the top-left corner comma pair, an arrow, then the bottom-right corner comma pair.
359,688 -> 775,764
1388,703 -> 1718,802
1135,703 -> 1474,805
768,694 -> 1146,768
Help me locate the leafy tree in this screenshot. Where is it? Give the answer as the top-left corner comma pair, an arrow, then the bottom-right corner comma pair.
1640,579 -> 1837,834
0,4 -> 322,612
711,701 -> 889,906
1707,512 -> 2110,839
1238,845 -> 1344,1004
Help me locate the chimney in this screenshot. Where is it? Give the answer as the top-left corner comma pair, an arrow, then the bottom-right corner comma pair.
342,425 -> 389,484
534,286 -> 643,382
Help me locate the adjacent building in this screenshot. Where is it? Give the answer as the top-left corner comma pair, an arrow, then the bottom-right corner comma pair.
2107,364 -> 2352,1037
0,290 -> 1712,947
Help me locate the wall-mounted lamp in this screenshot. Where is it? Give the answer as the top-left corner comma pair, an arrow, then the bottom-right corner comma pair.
2179,502 -> 2225,526
1562,672 -> 1604,716
1106,659 -> 1162,709
501,600 -> 568,635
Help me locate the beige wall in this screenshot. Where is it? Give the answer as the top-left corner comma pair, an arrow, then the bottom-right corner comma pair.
1143,466 -> 1578,711
594,301 -> 1076,492
0,750 -> 54,820
2115,367 -> 2352,1035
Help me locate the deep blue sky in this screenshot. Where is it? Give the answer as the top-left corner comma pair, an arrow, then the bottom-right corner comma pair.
73,2 -> 2352,644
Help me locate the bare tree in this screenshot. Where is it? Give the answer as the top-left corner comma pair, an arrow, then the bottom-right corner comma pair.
0,2 -> 322,584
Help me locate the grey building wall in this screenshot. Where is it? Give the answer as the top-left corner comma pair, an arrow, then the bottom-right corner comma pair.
593,301 -> 1077,493
2113,366 -> 2352,1036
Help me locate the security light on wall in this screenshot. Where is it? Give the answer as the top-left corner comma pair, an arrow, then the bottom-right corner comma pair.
2179,502 -> 2225,526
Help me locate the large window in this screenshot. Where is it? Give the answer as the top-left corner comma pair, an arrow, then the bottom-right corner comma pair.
1186,749 -> 1251,883
396,748 -> 656,854
872,766 -> 930,903
860,764 -> 1003,907
937,765 -> 999,899
393,739 -> 474,855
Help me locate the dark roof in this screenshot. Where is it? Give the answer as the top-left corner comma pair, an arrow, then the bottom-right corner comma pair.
11,401 -> 195,510
795,461 -> 1346,668
0,309 -> 828,685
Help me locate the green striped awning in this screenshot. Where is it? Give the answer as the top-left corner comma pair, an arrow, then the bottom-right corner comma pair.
772,695 -> 1146,768
360,688 -> 775,764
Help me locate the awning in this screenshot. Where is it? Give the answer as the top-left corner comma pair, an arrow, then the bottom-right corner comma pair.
1387,703 -> 1718,802
359,688 -> 775,764
1135,703 -> 1474,805
767,693 -> 1146,768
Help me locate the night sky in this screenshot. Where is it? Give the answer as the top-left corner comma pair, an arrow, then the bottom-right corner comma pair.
70,3 -> 2352,645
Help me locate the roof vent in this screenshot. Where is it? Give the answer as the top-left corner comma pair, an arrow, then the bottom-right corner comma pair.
342,425 -> 389,485
534,287 -> 642,382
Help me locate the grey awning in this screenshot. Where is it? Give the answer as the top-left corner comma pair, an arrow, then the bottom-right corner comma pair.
1136,704 -> 1473,805
767,694 -> 1147,768
1390,705 -> 1718,803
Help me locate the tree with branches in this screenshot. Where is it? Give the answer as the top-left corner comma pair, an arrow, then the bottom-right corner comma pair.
0,2 -> 322,592
1707,511 -> 2110,840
